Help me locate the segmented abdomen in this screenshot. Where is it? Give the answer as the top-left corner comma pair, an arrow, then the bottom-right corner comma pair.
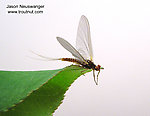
61,58 -> 95,69
61,58 -> 81,64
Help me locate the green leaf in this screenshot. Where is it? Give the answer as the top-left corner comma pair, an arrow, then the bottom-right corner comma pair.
0,65 -> 91,116
0,68 -> 62,112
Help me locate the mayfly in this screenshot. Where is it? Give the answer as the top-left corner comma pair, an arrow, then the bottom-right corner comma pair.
33,15 -> 104,85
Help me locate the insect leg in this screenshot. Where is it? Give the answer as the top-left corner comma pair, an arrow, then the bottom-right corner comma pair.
93,70 -> 98,85
96,70 -> 100,85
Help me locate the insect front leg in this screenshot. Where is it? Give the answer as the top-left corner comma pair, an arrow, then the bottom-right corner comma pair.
93,70 -> 98,85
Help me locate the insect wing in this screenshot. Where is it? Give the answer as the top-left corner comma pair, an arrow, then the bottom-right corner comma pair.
76,15 -> 93,61
57,37 -> 87,62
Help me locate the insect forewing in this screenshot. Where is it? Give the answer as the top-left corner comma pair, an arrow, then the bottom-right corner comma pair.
57,37 -> 87,62
76,15 -> 93,61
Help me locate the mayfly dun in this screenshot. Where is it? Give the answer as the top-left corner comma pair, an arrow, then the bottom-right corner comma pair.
32,15 -> 104,85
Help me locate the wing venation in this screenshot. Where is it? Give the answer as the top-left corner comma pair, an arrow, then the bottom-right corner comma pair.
57,37 -> 87,62
76,15 -> 93,61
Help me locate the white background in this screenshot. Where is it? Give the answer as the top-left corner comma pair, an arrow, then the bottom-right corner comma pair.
0,0 -> 150,116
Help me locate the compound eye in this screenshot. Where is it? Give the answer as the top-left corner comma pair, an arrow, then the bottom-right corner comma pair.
95,65 -> 100,71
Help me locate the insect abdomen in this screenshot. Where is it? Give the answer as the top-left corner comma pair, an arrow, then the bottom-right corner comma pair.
61,58 -> 81,64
